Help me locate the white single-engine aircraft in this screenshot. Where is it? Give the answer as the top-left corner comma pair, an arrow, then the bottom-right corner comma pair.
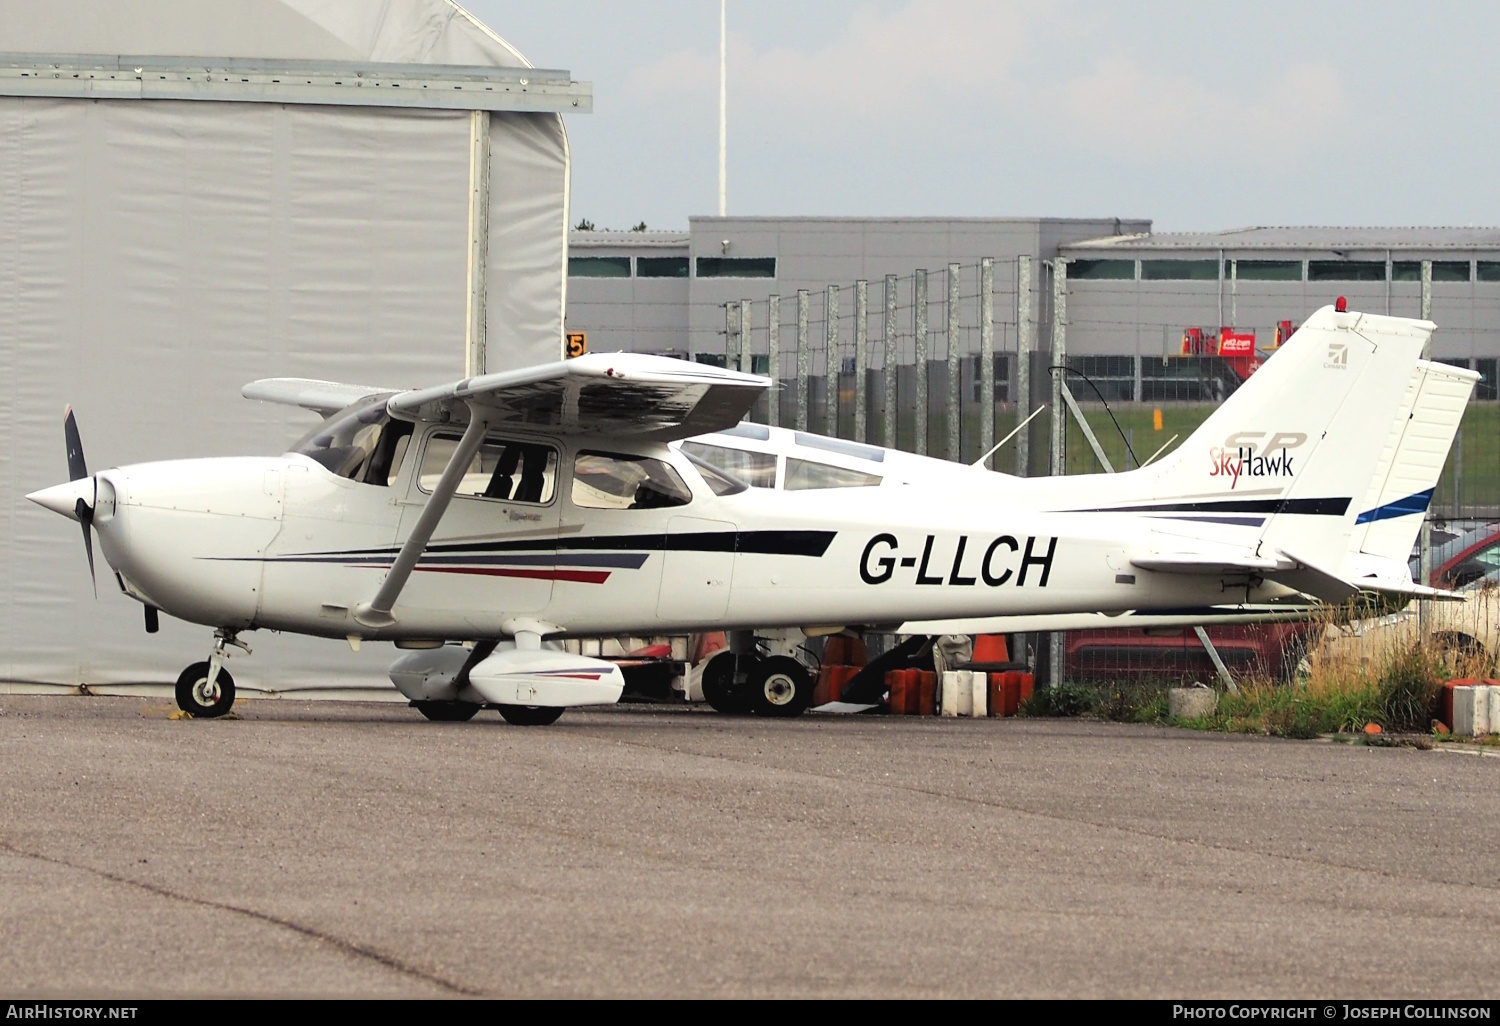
28,304 -> 1456,722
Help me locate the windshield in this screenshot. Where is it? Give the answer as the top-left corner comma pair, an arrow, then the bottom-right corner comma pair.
290,394 -> 410,485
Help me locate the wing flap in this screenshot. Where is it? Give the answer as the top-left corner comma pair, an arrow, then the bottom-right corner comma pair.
385,353 -> 768,441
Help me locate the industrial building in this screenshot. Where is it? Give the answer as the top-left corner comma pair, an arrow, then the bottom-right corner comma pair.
566,218 -> 1500,401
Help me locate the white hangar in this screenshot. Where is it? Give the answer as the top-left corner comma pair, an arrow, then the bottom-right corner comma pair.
0,0 -> 589,693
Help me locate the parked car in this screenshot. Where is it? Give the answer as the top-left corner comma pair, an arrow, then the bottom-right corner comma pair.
1418,523 -> 1500,590
1318,570 -> 1500,677
1065,622 -> 1315,684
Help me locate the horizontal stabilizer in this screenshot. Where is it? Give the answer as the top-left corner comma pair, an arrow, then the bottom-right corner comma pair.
386,353 -> 769,441
1130,553 -> 1290,575
242,378 -> 393,416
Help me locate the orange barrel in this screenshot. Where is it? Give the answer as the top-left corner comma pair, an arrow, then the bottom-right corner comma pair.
916,671 -> 936,716
813,665 -> 834,707
1002,672 -> 1022,717
1017,672 -> 1035,710
987,673 -> 1004,717
831,665 -> 857,704
887,669 -> 908,714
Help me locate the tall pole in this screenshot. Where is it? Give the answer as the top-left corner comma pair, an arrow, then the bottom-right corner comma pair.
718,0 -> 727,217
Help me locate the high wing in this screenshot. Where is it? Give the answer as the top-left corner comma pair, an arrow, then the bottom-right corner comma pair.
344,353 -> 768,630
242,378 -> 396,417
384,352 -> 769,441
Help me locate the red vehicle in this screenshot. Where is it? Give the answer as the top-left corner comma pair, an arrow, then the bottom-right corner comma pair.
1065,622 -> 1314,684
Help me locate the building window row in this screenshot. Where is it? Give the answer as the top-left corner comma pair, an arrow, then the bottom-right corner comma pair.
568,256 -> 776,279
1070,258 -> 1500,284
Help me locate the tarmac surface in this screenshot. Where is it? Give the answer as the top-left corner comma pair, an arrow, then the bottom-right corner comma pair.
0,695 -> 1496,999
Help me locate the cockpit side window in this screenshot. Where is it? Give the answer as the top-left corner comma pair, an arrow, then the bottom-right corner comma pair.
572,451 -> 692,510
784,458 -> 883,491
417,432 -> 559,504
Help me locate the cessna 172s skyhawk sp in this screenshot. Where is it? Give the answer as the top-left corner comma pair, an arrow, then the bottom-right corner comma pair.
27,304 -> 1453,722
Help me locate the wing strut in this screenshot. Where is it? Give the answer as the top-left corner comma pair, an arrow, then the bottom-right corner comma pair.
354,409 -> 490,630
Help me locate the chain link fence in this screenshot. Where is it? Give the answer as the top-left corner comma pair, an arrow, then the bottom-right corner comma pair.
716,259 -> 1500,688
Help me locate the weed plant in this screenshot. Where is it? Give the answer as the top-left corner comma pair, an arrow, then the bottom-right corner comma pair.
1020,596 -> 1486,737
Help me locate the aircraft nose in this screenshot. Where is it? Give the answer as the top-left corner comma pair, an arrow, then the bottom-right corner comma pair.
26,479 -> 93,522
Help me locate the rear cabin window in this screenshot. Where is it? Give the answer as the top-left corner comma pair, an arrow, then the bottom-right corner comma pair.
418,433 -> 558,504
572,451 -> 692,510
784,458 -> 882,491
680,441 -> 778,488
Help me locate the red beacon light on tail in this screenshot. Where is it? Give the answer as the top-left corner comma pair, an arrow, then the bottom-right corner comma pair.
1335,296 -> 1348,313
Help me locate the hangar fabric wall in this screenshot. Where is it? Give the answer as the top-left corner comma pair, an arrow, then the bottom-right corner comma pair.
0,0 -> 581,692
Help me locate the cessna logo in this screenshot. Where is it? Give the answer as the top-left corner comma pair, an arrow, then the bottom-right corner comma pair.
1209,432 -> 1307,489
1325,342 -> 1349,369
860,534 -> 1056,588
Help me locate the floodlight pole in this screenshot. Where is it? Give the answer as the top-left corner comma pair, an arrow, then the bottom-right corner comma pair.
718,0 -> 727,217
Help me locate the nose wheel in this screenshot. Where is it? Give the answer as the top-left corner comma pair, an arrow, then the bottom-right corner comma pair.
175,661 -> 236,718
174,630 -> 249,719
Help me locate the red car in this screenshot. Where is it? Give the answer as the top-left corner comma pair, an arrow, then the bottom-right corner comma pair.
1064,622 -> 1314,684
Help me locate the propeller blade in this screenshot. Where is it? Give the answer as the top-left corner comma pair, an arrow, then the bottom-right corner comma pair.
65,412 -> 97,598
76,506 -> 96,597
64,406 -> 89,483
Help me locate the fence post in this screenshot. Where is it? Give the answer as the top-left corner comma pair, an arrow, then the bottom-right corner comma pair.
1049,258 -> 1069,480
825,285 -> 840,438
947,263 -> 962,461
915,269 -> 929,456
738,300 -> 752,374
724,302 -> 737,369
1016,256 -> 1033,477
768,295 -> 781,427
796,290 -> 810,432
1048,258 -> 1069,690
854,280 -> 869,442
979,257 -> 995,462
883,274 -> 898,449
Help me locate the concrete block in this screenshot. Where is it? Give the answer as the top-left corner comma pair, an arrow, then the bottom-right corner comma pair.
941,671 -> 975,717
1489,687 -> 1500,738
1450,686 -> 1488,737
970,670 -> 988,718
1169,687 -> 1218,720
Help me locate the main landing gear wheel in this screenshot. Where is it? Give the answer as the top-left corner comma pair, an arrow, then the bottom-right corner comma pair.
701,652 -> 753,715
747,656 -> 814,718
175,661 -> 236,719
497,706 -> 565,726
413,701 -> 481,722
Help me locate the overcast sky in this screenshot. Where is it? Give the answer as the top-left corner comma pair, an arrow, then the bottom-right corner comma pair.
464,1 -> 1499,234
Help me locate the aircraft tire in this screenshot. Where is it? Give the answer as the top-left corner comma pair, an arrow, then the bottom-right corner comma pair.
413,701 -> 481,722
746,656 -> 813,718
497,705 -> 565,726
701,652 -> 753,714
174,661 -> 236,719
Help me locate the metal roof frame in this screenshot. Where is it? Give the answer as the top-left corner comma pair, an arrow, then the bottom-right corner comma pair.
0,52 -> 591,113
